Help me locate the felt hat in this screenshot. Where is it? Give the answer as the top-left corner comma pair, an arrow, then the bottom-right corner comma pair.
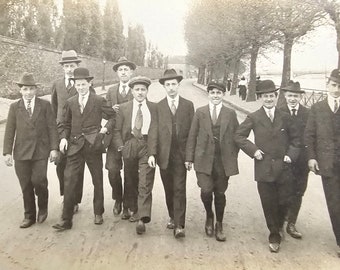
207,82 -> 226,92
256,80 -> 279,94
128,76 -> 151,88
328,69 -> 340,84
159,69 -> 183,85
16,72 -> 39,87
281,80 -> 304,93
69,67 -> 93,81
59,50 -> 81,64
113,56 -> 136,71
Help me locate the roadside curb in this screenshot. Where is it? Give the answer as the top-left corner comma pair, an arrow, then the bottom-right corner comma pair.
192,82 -> 251,115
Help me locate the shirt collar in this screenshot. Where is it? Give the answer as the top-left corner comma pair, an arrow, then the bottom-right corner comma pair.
209,102 -> 222,110
133,98 -> 147,107
287,103 -> 299,112
167,95 -> 179,105
263,106 -> 275,114
79,91 -> 90,100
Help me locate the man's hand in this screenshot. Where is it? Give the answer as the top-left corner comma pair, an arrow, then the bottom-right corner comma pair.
148,155 -> 156,168
4,154 -> 13,167
308,159 -> 319,174
283,155 -> 292,163
112,104 -> 120,113
59,138 -> 68,154
254,149 -> 264,160
49,150 -> 59,162
99,127 -> 108,134
185,161 -> 193,171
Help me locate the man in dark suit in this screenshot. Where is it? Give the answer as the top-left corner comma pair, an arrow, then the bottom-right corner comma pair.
51,50 -> 84,213
3,73 -> 59,228
185,82 -> 239,242
113,76 -> 158,235
154,69 -> 194,238
234,80 -> 300,253
279,80 -> 310,239
52,68 -> 114,231
304,69 -> 340,257
105,56 -> 136,220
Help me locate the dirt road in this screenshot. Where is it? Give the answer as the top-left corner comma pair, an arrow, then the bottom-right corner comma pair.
0,79 -> 338,269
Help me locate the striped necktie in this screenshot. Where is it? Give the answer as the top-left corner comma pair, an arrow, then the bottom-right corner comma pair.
334,99 -> 339,113
27,100 -> 32,118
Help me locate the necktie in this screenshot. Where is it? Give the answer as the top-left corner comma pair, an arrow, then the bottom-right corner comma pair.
66,80 -> 72,90
334,100 -> 339,113
133,104 -> 143,138
170,100 -> 176,115
121,85 -> 127,97
27,100 -> 32,118
80,96 -> 86,114
212,105 -> 217,125
268,110 -> 274,122
291,108 -> 297,116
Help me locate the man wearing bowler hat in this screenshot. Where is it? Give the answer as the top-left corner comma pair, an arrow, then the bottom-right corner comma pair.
53,68 -> 114,231
51,50 -> 85,213
153,69 -> 194,238
279,80 -> 310,239
304,69 -> 340,257
105,56 -> 136,221
3,73 -> 59,228
113,76 -> 157,235
185,82 -> 239,242
234,80 -> 300,252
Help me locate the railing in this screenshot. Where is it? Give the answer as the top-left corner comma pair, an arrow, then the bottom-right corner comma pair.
300,88 -> 327,108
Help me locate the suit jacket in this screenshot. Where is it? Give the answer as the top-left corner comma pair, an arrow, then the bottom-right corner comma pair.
113,100 -> 158,157
304,99 -> 339,177
61,92 -> 115,156
155,96 -> 194,170
279,104 -> 310,173
234,107 -> 301,182
3,98 -> 59,160
106,83 -> 133,107
186,105 -> 239,177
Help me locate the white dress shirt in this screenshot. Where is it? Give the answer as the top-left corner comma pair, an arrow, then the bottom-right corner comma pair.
23,97 -> 36,112
78,91 -> 90,108
263,106 -> 276,120
287,104 -> 300,116
131,99 -> 151,135
327,95 -> 340,113
209,102 -> 222,120
119,82 -> 130,95
65,76 -> 73,87
167,95 -> 179,111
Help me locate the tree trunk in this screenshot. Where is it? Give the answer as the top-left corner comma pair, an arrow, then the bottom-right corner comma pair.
278,35 -> 294,107
336,23 -> 340,69
230,58 -> 240,96
197,65 -> 205,85
246,44 -> 259,102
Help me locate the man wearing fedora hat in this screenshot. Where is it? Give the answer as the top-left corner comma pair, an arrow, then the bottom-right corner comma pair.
234,80 -> 300,252
105,56 -> 136,220
113,76 -> 157,235
151,69 -> 194,238
279,80 -> 310,240
3,72 -> 59,228
304,68 -> 340,256
185,82 -> 239,242
53,68 -> 115,231
51,50 -> 85,213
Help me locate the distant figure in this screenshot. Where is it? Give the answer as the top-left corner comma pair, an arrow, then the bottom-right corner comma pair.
227,78 -> 232,92
256,76 -> 262,99
238,76 -> 247,100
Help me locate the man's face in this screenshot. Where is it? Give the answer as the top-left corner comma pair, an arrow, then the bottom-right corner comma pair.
117,65 -> 133,83
208,88 -> 225,105
163,79 -> 180,99
284,91 -> 302,108
74,79 -> 90,96
260,92 -> 277,109
327,79 -> 340,98
132,84 -> 148,102
62,62 -> 79,78
20,85 -> 37,100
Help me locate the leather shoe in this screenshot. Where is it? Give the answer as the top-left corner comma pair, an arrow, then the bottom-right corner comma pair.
113,201 -> 122,216
166,218 -> 175,229
121,208 -> 131,220
205,215 -> 214,237
269,242 -> 280,253
129,212 -> 139,222
52,220 -> 72,231
94,215 -> 103,225
215,222 -> 226,242
136,220 -> 146,235
73,204 -> 79,214
286,223 -> 302,239
174,227 -> 185,238
19,219 -> 35,228
37,209 -> 48,223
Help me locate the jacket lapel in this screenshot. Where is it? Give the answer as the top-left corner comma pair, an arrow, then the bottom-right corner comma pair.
30,97 -> 41,124
18,99 -> 33,126
202,105 -> 213,139
219,106 -> 230,139
175,97 -> 185,135
82,92 -> 95,119
126,100 -> 133,130
258,107 -> 273,128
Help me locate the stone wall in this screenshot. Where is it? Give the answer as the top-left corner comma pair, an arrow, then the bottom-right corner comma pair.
0,35 -> 163,99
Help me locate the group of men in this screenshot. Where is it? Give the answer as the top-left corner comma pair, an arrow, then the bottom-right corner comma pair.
3,49 -> 340,256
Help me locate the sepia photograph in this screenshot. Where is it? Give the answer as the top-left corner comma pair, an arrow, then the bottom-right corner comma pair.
0,0 -> 340,269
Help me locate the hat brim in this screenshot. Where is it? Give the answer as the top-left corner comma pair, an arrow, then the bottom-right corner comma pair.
256,88 -> 280,94
328,76 -> 340,84
59,59 -> 82,64
16,83 -> 39,87
113,61 -> 136,71
281,88 -> 305,93
159,75 -> 183,85
129,81 -> 151,88
69,76 -> 94,81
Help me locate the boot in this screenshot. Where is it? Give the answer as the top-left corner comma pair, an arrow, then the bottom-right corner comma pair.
215,221 -> 226,242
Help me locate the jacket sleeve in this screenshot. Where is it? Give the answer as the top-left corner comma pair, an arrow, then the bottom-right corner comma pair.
60,102 -> 71,140
185,111 -> 199,162
286,114 -> 301,162
101,97 -> 115,131
45,102 -> 59,150
113,108 -> 124,150
234,115 -> 258,158
304,105 -> 317,161
147,105 -> 158,157
51,81 -> 58,119
3,103 -> 16,156
106,87 -> 113,107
